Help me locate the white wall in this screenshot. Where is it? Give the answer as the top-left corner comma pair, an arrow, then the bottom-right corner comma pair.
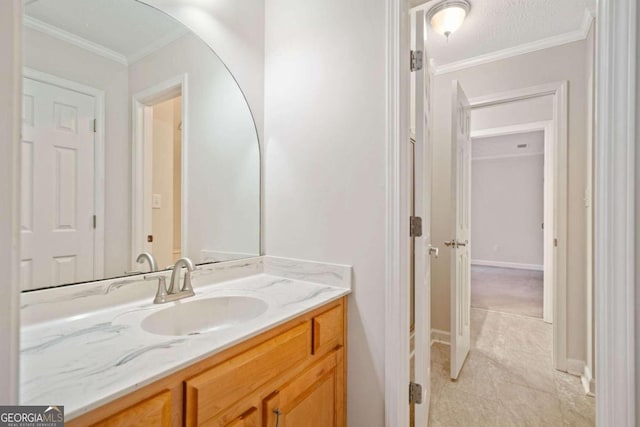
264,0 -> 387,425
129,34 -> 260,262
0,0 -> 21,404
23,28 -> 131,279
142,0 -> 265,142
431,39 -> 591,363
472,96 -> 554,131
471,132 -> 544,268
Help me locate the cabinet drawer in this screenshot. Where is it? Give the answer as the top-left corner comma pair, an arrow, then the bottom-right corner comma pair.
312,305 -> 344,356
185,322 -> 311,425
225,408 -> 258,427
91,390 -> 172,427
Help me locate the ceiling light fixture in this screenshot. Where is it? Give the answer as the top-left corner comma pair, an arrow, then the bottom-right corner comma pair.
427,0 -> 471,40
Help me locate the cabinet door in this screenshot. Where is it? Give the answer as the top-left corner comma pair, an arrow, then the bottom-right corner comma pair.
263,351 -> 343,427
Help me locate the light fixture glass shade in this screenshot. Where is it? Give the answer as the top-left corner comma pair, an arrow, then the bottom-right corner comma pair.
428,0 -> 470,39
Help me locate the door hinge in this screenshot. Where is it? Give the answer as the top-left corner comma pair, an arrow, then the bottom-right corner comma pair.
93,119 -> 97,133
410,50 -> 423,72
554,238 -> 558,247
410,216 -> 423,237
92,215 -> 96,229
409,382 -> 423,404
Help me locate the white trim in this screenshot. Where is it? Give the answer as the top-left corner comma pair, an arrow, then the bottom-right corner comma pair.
469,82 -> 564,108
472,152 -> 543,161
581,364 -> 596,397
22,67 -> 106,281
385,0 -> 411,424
431,329 -> 451,345
567,358 -> 586,377
470,121 -> 550,139
0,0 -> 22,404
131,74 -> 188,270
469,83 -> 568,370
23,16 -> 128,65
433,9 -> 594,75
595,0 -> 637,425
471,260 -> 543,271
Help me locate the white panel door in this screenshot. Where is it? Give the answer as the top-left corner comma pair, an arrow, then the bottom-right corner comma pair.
21,77 -> 96,289
449,80 -> 471,379
411,9 -> 433,426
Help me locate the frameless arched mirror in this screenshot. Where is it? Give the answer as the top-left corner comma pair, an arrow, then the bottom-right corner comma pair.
21,0 -> 260,291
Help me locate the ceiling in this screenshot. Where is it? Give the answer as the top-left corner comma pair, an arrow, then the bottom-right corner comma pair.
24,0 -> 188,63
421,0 -> 595,70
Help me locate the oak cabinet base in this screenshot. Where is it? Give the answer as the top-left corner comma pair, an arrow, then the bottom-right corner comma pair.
67,298 -> 347,427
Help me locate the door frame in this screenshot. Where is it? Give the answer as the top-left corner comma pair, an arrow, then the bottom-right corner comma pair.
22,67 -> 106,280
384,0 -> 411,424
468,82 -> 569,371
594,0 -> 637,424
469,120 -> 554,324
131,74 -> 188,269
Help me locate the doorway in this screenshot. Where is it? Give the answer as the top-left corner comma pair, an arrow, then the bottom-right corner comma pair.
149,96 -> 183,268
469,122 -> 554,323
132,74 -> 187,270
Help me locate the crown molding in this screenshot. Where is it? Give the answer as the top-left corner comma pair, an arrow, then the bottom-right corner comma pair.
434,8 -> 594,75
24,16 -> 128,65
127,27 -> 188,65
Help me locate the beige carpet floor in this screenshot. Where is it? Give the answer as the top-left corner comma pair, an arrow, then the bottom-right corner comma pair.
428,308 -> 595,426
471,266 -> 543,318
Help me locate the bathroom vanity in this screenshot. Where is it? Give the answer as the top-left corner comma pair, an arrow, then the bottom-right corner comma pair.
71,298 -> 345,426
20,257 -> 351,426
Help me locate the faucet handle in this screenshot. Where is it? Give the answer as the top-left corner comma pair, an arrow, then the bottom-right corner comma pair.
151,276 -> 169,304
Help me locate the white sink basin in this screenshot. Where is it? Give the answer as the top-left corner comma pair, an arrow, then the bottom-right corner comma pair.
141,296 -> 268,336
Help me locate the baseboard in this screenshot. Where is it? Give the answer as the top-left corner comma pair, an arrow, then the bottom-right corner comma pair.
471,259 -> 544,271
430,329 -> 450,346
567,359 -> 585,377
581,365 -> 596,397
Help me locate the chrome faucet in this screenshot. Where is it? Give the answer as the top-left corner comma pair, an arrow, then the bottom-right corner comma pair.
136,252 -> 158,272
151,257 -> 195,304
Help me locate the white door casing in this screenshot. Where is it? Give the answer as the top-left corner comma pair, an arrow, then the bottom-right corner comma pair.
21,77 -> 96,289
412,9 -> 432,425
449,80 -> 472,380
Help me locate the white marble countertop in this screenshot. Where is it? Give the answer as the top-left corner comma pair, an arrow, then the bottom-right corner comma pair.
20,262 -> 350,420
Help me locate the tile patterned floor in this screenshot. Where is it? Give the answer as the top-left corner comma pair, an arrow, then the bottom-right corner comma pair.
428,308 -> 595,426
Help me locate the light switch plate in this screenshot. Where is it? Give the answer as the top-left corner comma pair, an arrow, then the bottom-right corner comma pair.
152,194 -> 162,209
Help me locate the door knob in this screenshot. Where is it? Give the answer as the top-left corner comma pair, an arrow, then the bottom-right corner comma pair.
457,240 -> 468,247
444,240 -> 455,247
428,246 -> 439,258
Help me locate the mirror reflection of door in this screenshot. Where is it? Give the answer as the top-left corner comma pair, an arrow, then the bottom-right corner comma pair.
21,73 -> 101,289
149,95 -> 183,269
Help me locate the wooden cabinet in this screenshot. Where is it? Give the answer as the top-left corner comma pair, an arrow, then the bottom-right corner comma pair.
263,351 -> 343,427
68,298 -> 347,427
184,323 -> 311,425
